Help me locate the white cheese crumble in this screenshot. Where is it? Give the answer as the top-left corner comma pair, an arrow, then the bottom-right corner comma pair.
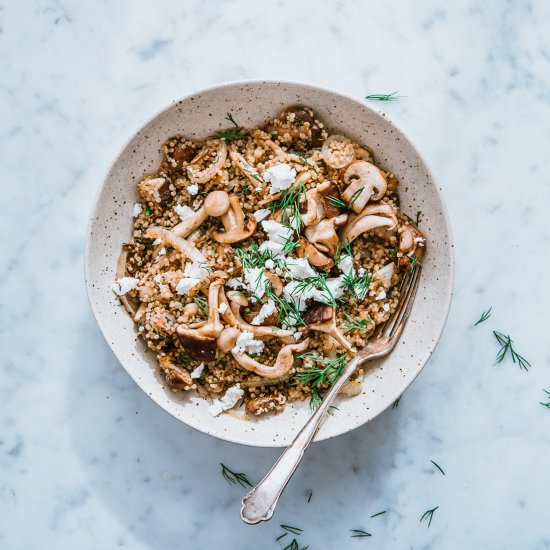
264,259 -> 275,269
187,184 -> 199,196
337,254 -> 355,277
287,257 -> 317,280
218,302 -> 228,314
111,277 -> 139,296
183,261 -> 209,280
253,208 -> 271,222
157,247 -> 167,257
294,331 -> 303,341
176,277 -> 200,296
153,274 -> 163,289
208,384 -> 244,416
264,163 -> 297,194
382,303 -> 390,312
251,300 -> 276,325
190,363 -> 205,379
243,267 -> 268,299
414,236 -> 425,246
261,220 -> 294,244
152,238 -> 162,246
232,331 -> 265,355
132,203 -> 142,217
226,277 -> 244,290
174,204 -> 195,220
375,290 -> 387,300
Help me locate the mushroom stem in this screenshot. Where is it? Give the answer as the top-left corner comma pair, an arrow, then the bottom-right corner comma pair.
303,303 -> 353,352
212,195 -> 257,244
172,191 -> 230,238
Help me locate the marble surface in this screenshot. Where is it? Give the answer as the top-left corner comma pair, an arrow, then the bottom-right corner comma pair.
1,1 -> 549,548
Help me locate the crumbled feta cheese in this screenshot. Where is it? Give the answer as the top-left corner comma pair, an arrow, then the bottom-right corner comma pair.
263,163 -> 297,194
132,203 -> 142,217
294,331 -> 303,341
358,267 -> 366,276
283,280 -> 315,311
264,259 -> 275,270
414,236 -> 425,246
232,331 -> 265,355
183,261 -> 209,280
218,302 -> 228,314
153,274 -> 163,288
174,204 -> 195,220
152,238 -> 162,246
375,290 -> 387,300
315,276 -> 347,303
176,277 -> 201,295
190,363 -> 205,379
208,384 -> 244,416
337,254 -> 355,277
226,277 -> 244,290
259,240 -> 285,258
251,300 -> 276,325
157,247 -> 167,257
261,220 -> 294,244
187,184 -> 199,196
287,258 -> 317,280
243,267 -> 268,299
382,303 -> 390,312
111,277 -> 139,296
255,187 -> 262,192
253,209 -> 271,222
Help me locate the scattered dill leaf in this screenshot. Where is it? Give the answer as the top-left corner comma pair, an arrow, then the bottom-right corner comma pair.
420,506 -> 439,527
220,463 -> 252,488
408,254 -> 422,272
267,180 -> 306,229
280,525 -> 303,535
307,491 -> 313,503
178,352 -> 192,366
276,533 -> 288,542
342,270 -> 372,302
416,211 -> 422,225
343,312 -> 373,333
493,331 -> 531,371
370,510 -> 387,518
264,281 -> 306,328
392,396 -> 401,409
309,388 -> 323,410
365,92 -> 400,101
431,460 -> 445,475
296,353 -> 347,388
145,206 -> 151,216
474,307 -> 492,326
193,296 -> 208,315
541,389 -> 550,409
350,530 -> 371,539
213,112 -> 249,141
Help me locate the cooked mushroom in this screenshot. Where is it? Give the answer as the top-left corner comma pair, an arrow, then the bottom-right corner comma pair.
339,373 -> 364,396
303,303 -> 353,351
138,176 -> 172,206
245,395 -> 283,415
340,204 -> 398,245
304,213 -> 348,258
216,326 -> 241,353
318,181 -> 343,219
299,180 -> 339,227
373,262 -> 395,289
173,191 -> 231,238
145,226 -> 208,265
187,140 -> 227,184
265,271 -> 283,297
232,339 -> 310,379
342,161 -> 387,214
171,142 -> 196,166
296,238 -> 334,270
212,195 -> 257,244
159,356 -> 194,390
398,224 -> 426,269
230,151 -> 263,188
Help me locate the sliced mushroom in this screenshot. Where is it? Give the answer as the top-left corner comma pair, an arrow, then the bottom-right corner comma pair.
232,339 -> 310,379
228,300 -> 294,340
137,176 -> 172,206
245,395 -> 283,415
304,303 -> 353,351
172,191 -> 231,238
342,161 -> 387,214
299,180 -> 340,227
296,238 -> 334,270
217,326 -> 241,353
212,195 -> 257,244
340,204 -> 398,245
230,151 -> 263,188
187,140 -> 227,184
317,181 -> 343,219
304,213 -> 348,258
159,356 -> 194,390
398,224 -> 426,269
265,271 -> 283,297
145,226 -> 208,265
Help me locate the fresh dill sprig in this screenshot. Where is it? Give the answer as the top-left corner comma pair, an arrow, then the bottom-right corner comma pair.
392,396 -> 401,409
420,506 -> 439,527
193,296 -> 208,316
282,539 -> 307,550
213,113 -> 249,141
493,331 -> 531,371
325,188 -> 364,212
264,281 -> 306,328
294,272 -> 337,307
307,491 -> 313,503
365,91 -> 400,101
220,463 -> 252,488
541,389 -> 550,409
408,254 -> 422,272
334,240 -> 353,263
342,311 -> 373,333
276,533 -> 288,542
178,352 -> 192,366
370,510 -> 387,518
350,529 -> 372,538
309,388 -> 323,410
267,180 -> 306,229
145,206 -> 151,216
234,243 -> 266,269
342,270 -> 372,301
474,307 -> 492,326
280,525 -> 303,535
431,460 -> 445,475
296,353 -> 347,387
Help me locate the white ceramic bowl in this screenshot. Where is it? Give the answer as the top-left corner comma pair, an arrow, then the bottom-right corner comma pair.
85,80 -> 454,447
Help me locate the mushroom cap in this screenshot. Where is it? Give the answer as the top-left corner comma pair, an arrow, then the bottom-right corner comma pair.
340,203 -> 398,245
342,161 -> 388,214
176,331 -> 217,361
297,238 -> 334,270
304,214 -> 347,258
217,327 -> 241,353
204,190 -> 231,217
212,195 -> 258,244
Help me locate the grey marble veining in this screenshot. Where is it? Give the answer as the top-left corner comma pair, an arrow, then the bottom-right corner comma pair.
1,0 -> 550,548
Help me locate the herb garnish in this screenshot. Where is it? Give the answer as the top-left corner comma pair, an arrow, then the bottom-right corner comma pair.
267,179 -> 306,229
474,307 -> 492,326
307,491 -> 313,503
392,396 -> 401,409
326,188 -> 364,212
280,525 -> 303,535
420,506 -> 439,527
213,113 -> 249,142
309,388 -> 323,410
370,510 -> 387,518
193,296 -> 208,315
493,331 -> 531,371
365,92 -> 400,101
431,460 -> 445,475
145,206 -> 151,216
264,281 -> 306,328
408,254 -> 422,272
220,463 -> 252,488
350,529 -> 372,538
541,389 -> 550,409
342,270 -> 372,302
343,312 -> 373,333
296,353 -> 347,388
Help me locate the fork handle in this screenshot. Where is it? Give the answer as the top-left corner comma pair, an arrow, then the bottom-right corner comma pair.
240,355 -> 363,524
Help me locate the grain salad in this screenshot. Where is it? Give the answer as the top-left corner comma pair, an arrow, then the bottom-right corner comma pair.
113,107 -> 426,417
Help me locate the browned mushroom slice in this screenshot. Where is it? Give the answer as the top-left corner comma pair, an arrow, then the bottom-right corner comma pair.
172,191 -> 231,238
398,224 -> 426,270
138,176 -> 172,206
159,356 -> 194,390
232,339 -> 310,379
172,142 -> 196,166
212,195 -> 257,244
187,140 -> 227,184
228,300 -> 294,341
245,395 -> 284,415
177,332 -> 217,362
230,151 -> 264,188
304,213 -> 348,258
299,179 -> 340,227
304,303 -> 353,351
341,204 -> 398,245
296,238 -> 334,270
318,181 -> 343,219
342,161 -> 388,214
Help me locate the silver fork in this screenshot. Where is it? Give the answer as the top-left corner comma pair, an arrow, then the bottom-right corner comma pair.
240,265 -> 422,524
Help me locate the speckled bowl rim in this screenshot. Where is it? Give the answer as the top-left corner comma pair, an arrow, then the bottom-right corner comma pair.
85,79 -> 454,447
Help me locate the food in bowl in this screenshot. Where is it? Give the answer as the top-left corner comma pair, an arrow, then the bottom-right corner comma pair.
112,107 -> 426,417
